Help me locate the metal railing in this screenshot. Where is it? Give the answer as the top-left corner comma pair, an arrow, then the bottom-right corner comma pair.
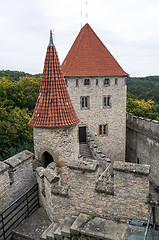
0,184 -> 39,240
144,205 -> 157,240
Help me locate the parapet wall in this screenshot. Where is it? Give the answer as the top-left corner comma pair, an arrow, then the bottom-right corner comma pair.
0,150 -> 36,213
126,112 -> 159,186
36,160 -> 150,223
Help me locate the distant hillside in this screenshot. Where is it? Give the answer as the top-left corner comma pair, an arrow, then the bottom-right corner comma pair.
127,76 -> 159,104
0,70 -> 42,81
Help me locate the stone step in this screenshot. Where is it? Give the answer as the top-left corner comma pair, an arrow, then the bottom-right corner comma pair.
70,213 -> 127,240
40,223 -> 55,240
61,216 -> 76,238
79,143 -> 93,159
46,222 -> 59,240
53,225 -> 63,239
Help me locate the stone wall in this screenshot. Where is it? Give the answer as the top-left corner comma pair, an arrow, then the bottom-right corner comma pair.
36,160 -> 150,223
66,76 -> 127,163
0,150 -> 36,212
126,112 -> 159,186
33,125 -> 79,166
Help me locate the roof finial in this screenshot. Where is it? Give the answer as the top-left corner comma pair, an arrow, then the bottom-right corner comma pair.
48,29 -> 54,47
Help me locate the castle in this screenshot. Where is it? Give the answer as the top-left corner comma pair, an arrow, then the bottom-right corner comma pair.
0,23 -> 158,239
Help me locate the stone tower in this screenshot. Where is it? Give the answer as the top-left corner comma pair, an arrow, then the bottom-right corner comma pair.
61,23 -> 129,162
29,30 -> 80,170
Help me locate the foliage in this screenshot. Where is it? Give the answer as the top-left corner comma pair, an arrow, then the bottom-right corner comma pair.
0,74 -> 40,161
127,76 -> 159,104
0,70 -> 42,81
127,93 -> 159,120
126,76 -> 159,120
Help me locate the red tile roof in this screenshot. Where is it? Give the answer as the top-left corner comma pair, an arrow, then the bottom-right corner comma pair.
29,42 -> 80,128
61,23 -> 128,77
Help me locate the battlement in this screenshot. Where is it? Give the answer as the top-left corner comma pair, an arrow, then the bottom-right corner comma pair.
126,112 -> 159,138
126,112 -> 159,187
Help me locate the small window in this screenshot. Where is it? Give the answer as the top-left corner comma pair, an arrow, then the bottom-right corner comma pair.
84,79 -> 90,86
96,79 -> 98,86
80,96 -> 90,109
103,96 -> 111,107
65,79 -> 68,87
98,124 -> 108,136
76,79 -> 78,87
104,78 -> 110,86
115,78 -> 118,85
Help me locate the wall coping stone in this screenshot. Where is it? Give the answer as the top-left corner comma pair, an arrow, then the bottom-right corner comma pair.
113,161 -> 150,175
44,168 -> 60,183
0,161 -> 9,174
4,150 -> 34,168
36,167 -> 45,178
67,159 -> 98,172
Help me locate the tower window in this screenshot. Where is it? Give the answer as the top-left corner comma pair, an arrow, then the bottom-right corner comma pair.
76,79 -> 78,87
98,124 -> 108,136
65,79 -> 68,87
84,79 -> 90,86
96,79 -> 98,85
103,96 -> 111,107
115,78 -> 118,85
104,78 -> 110,86
80,96 -> 90,109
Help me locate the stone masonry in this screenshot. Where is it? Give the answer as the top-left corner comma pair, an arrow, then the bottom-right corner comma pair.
126,112 -> 159,187
0,150 -> 36,213
36,159 -> 150,223
34,125 -> 79,165
66,76 -> 127,163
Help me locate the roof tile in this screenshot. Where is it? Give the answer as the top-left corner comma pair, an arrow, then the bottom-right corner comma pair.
61,23 -> 128,77
29,41 -> 80,128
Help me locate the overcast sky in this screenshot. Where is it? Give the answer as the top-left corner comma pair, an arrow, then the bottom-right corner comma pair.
0,0 -> 159,77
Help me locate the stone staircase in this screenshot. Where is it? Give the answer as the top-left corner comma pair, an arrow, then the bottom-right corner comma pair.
79,143 -> 93,159
12,207 -> 127,240
40,216 -> 76,240
40,213 -> 127,240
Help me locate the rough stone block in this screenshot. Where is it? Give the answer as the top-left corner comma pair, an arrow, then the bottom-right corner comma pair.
0,161 -> 9,174
113,161 -> 150,175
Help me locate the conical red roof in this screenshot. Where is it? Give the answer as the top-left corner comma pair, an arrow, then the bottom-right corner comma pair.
61,23 -> 128,77
29,34 -> 80,128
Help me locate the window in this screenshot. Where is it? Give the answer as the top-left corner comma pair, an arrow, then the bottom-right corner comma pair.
115,78 -> 118,85
96,79 -> 98,86
98,124 -> 108,136
103,96 -> 111,107
84,79 -> 90,86
80,96 -> 90,109
65,79 -> 68,87
76,79 -> 78,87
104,78 -> 110,86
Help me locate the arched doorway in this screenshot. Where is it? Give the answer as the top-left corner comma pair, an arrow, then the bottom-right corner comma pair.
42,151 -> 54,168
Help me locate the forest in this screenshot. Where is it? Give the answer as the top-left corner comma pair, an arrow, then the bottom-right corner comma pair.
0,70 -> 159,161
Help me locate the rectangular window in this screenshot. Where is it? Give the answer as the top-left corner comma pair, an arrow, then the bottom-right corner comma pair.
65,79 -> 68,87
104,78 -> 110,86
98,124 -> 108,136
103,96 -> 111,107
80,96 -> 90,109
115,78 -> 118,85
84,79 -> 90,86
96,79 -> 98,85
76,79 -> 78,87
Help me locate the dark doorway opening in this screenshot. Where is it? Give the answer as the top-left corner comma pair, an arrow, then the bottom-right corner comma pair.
79,126 -> 86,143
42,151 -> 54,168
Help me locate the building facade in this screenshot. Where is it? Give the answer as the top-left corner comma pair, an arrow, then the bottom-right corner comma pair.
62,24 -> 128,162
